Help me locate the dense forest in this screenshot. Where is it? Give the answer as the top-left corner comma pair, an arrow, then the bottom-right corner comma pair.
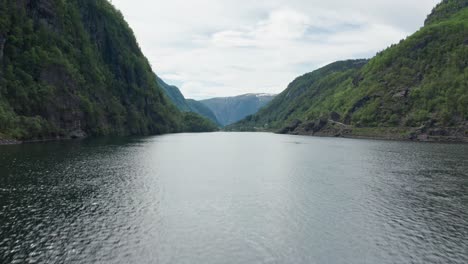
230,0 -> 468,141
0,0 -> 216,141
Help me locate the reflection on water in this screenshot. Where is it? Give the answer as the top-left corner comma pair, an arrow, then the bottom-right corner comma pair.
0,133 -> 467,263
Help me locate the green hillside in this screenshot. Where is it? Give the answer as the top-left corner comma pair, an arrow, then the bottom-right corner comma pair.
230,60 -> 368,129
0,0 -> 215,141
186,99 -> 220,125
156,76 -> 191,112
156,76 -> 220,125
231,0 -> 468,141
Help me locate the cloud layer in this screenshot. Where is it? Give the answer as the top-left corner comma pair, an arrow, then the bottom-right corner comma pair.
111,0 -> 440,99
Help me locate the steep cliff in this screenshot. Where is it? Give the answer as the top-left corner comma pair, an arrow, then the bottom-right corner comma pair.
0,0 -> 211,140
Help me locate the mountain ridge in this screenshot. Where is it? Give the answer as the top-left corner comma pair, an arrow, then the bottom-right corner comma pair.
200,93 -> 276,127
230,0 -> 468,142
156,76 -> 220,125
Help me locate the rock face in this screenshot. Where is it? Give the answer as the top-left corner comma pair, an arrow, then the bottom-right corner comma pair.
39,65 -> 86,137
279,115 -> 352,138
68,129 -> 87,139
280,117 -> 468,142
0,36 -> 5,62
329,112 -> 341,122
0,138 -> 21,145
0,0 -> 186,140
28,0 -> 56,19
277,119 -> 302,134
408,121 -> 468,142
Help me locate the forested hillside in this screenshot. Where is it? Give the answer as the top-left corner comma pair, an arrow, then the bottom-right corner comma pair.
0,0 -> 215,141
157,76 -> 220,125
231,0 -> 468,141
186,99 -> 219,125
156,76 -> 191,112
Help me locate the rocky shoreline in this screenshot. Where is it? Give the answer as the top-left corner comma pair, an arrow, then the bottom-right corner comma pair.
277,118 -> 468,143
3,125 -> 467,145
0,130 -> 88,146
0,138 -> 21,145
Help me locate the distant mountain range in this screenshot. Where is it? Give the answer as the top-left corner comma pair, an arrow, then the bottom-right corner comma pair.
230,0 -> 468,142
200,94 -> 276,126
157,76 -> 276,127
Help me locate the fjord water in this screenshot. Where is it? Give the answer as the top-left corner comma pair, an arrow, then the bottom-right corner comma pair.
0,133 -> 467,264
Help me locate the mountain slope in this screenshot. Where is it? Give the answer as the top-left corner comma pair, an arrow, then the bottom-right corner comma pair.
186,99 -> 219,125
425,0 -> 468,25
230,60 -> 368,129
0,0 -> 215,140
201,94 -> 276,126
156,76 -> 191,112
156,76 -> 219,125
231,0 -> 468,141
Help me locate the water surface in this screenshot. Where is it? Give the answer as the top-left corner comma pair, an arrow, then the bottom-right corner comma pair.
0,133 -> 467,263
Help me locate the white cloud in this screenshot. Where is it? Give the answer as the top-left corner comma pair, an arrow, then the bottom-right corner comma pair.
111,0 -> 440,99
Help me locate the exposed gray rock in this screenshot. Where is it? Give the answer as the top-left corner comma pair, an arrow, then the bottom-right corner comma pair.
408,122 -> 468,142
27,0 -> 55,19
68,129 -> 87,139
429,128 -> 448,136
330,112 -> 341,122
312,118 -> 328,133
417,134 -> 429,141
343,114 -> 352,125
352,74 -> 364,86
277,119 -> 302,134
40,65 -> 85,136
350,96 -> 371,113
285,117 -> 352,138
0,138 -> 21,145
393,88 -> 410,98
0,36 -> 5,62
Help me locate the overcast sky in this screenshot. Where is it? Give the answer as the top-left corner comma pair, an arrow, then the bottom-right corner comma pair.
111,0 -> 440,99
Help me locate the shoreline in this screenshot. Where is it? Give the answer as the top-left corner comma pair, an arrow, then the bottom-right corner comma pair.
226,125 -> 468,143
302,133 -> 468,144
0,137 -> 85,146
266,119 -> 468,144
0,139 -> 22,145
2,130 -> 467,146
287,131 -> 468,143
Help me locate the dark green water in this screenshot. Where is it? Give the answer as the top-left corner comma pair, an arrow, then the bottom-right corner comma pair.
0,132 -> 467,263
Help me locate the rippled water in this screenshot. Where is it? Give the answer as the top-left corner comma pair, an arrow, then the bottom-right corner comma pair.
0,132 -> 467,263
